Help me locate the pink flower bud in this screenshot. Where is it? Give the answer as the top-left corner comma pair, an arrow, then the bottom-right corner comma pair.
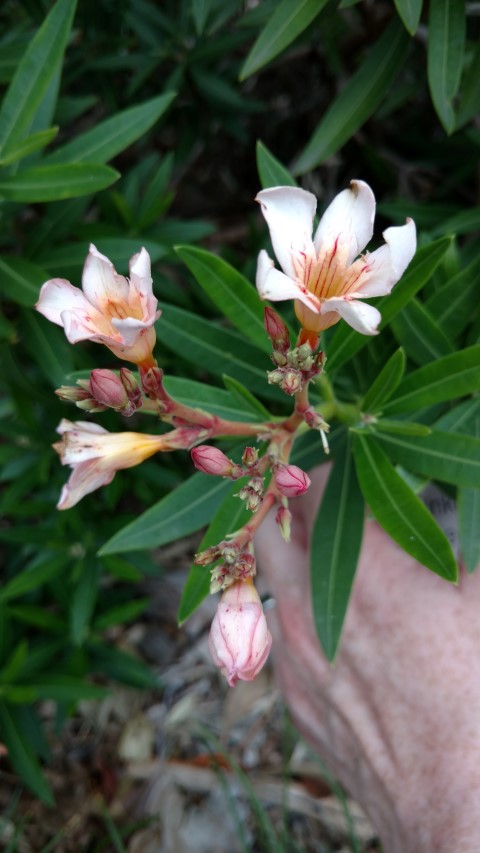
264,307 -> 290,353
89,369 -> 129,410
275,505 -> 292,542
275,464 -> 311,498
209,581 -> 272,687
191,445 -> 238,477
242,446 -> 258,468
120,368 -> 142,408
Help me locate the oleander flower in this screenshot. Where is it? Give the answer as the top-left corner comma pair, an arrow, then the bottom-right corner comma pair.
256,181 -> 416,336
36,245 -> 160,366
209,580 -> 272,687
53,419 -> 169,509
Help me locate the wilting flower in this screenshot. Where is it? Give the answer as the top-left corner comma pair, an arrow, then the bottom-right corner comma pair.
275,464 -> 311,498
36,245 -> 160,366
256,181 -> 416,336
209,580 -> 272,687
53,419 -> 169,509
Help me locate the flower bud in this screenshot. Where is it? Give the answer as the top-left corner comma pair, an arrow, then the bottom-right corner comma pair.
191,445 -> 241,478
120,368 -> 142,408
209,580 -> 272,687
275,464 -> 311,498
264,307 -> 290,353
275,505 -> 292,542
89,369 -> 129,410
242,446 -> 258,468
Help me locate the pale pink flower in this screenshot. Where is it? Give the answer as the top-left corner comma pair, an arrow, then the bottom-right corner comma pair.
274,464 -> 311,498
36,245 -> 160,366
256,181 -> 416,336
209,580 -> 272,687
53,419 -> 168,509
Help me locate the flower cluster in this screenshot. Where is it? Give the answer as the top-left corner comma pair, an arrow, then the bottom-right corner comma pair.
35,179 -> 416,688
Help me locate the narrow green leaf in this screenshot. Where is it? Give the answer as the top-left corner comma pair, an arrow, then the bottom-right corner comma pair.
20,676 -> 108,702
0,163 -> 119,202
391,297 -> 453,365
222,375 -> 272,419
0,256 -> 47,307
0,0 -> 76,154
383,346 -> 480,413
45,93 -> 175,165
294,21 -> 409,172
459,487 -> 480,573
93,599 -> 149,630
311,437 -> 364,661
0,700 -> 54,804
175,245 -> 269,352
373,419 -> 431,437
239,0 -> 329,80
88,643 -> 159,689
456,41 -> 480,129
157,304 -> 283,403
70,562 -> 100,646
256,140 -> 297,188
393,0 -> 423,34
0,127 -> 58,166
373,429 -> 480,488
427,0 -> 466,132
0,555 -> 67,604
38,237 -> 166,273
425,253 -> 480,338
20,310 -> 73,386
328,237 -> 452,371
99,473 -> 233,555
178,483 -> 252,623
353,435 -> 457,581
434,397 -> 480,434
361,348 -> 405,412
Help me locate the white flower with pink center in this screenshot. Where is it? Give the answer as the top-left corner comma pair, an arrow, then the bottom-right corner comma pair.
36,245 -> 160,366
256,181 -> 416,336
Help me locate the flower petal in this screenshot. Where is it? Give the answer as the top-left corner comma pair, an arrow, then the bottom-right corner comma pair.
256,249 -> 321,313
60,307 -> 113,344
56,419 -> 108,436
111,314 -> 160,346
57,459 -> 115,510
256,187 -> 317,279
129,247 -> 157,317
323,297 -> 381,335
314,180 -> 375,265
81,244 -> 129,308
36,279 -> 92,326
356,218 -> 417,297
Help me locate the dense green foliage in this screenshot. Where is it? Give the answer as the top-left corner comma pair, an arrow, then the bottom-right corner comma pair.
0,0 -> 479,804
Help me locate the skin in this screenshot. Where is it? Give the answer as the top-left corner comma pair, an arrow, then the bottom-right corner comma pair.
255,465 -> 480,852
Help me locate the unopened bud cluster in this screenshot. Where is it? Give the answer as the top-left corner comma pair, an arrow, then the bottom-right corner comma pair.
56,368 -> 142,417
265,308 -> 326,396
195,539 -> 257,593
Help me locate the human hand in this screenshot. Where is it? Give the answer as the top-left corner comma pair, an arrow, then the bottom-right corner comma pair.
255,465 -> 480,852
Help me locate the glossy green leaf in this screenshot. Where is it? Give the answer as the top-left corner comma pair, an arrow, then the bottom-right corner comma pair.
361,348 -> 405,412
0,256 -> 47,306
427,0 -> 465,132
178,483 -> 252,623
99,473 -> 233,555
434,397 -> 480,434
311,436 -> 364,661
353,435 -> 457,581
0,127 -> 58,166
256,140 -> 297,188
239,0 -> 329,80
157,303 -> 283,403
93,599 -> 149,630
165,376 -> 265,422
383,346 -> 480,414
70,562 -> 100,646
456,41 -> 480,130
459,488 -> 480,573
391,297 -> 453,365
0,163 -> 119,202
372,429 -> 480,488
373,419 -> 431,437
20,310 -> 73,386
393,0 -> 423,34
175,245 -> 269,352
0,555 -> 67,604
20,676 -> 108,702
294,21 -> 409,173
46,93 -> 175,165
328,237 -> 452,371
0,700 -> 53,804
425,253 -> 480,338
0,0 -> 76,155
222,375 -> 271,419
